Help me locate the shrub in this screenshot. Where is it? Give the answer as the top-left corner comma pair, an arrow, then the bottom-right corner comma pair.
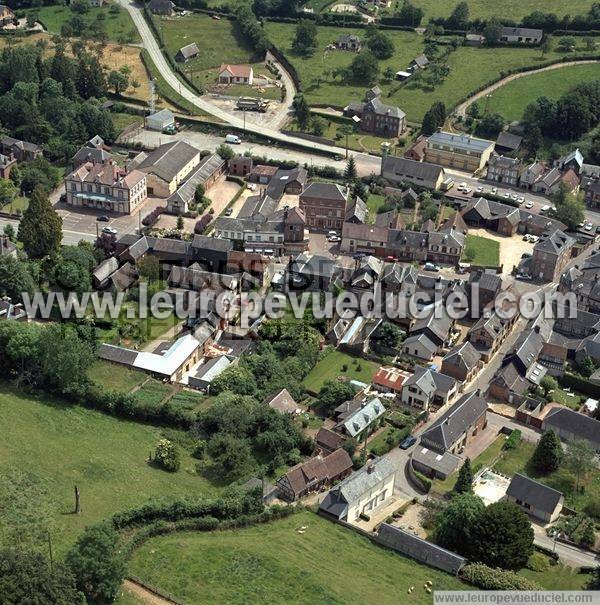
460,563 -> 543,590
194,214 -> 212,234
141,206 -> 165,227
584,501 -> 600,520
527,552 -> 551,572
153,439 -> 181,472
413,469 -> 432,493
503,429 -> 521,450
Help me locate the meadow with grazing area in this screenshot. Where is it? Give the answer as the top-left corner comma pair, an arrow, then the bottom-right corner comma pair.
0,386 -> 220,555
157,13 -> 266,92
24,4 -> 139,43
388,0 -> 594,21
127,510 -> 467,604
265,22 -> 598,122
484,63 -> 600,122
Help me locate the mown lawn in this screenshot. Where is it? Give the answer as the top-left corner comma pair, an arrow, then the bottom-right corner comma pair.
265,22 -> 597,122
127,510 -> 467,604
486,63 -> 600,122
463,234 -> 500,266
302,349 -> 378,393
0,386 -> 220,555
111,111 -> 142,134
521,563 -> 590,590
389,0 -> 593,21
25,4 -> 139,43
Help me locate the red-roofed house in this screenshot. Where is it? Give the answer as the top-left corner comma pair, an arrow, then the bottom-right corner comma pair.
373,366 -> 411,394
219,64 -> 254,85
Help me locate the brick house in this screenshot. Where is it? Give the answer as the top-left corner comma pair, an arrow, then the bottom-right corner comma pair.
530,229 -> 575,282
441,341 -> 482,383
299,182 -> 348,230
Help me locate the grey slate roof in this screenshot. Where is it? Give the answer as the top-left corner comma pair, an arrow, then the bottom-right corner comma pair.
345,196 -> 368,223
411,445 -> 462,477
404,365 -> 456,396
319,457 -> 396,519
500,26 -> 543,40
136,141 -> 199,183
443,341 -> 481,372
534,229 -> 574,256
176,42 -> 199,60
420,391 -> 488,453
506,473 -> 563,514
496,131 -> 523,151
376,524 -> 466,574
192,234 -> 233,253
167,153 -> 225,207
98,343 -> 138,366
543,407 -> 600,449
301,182 -> 347,202
382,156 -> 444,184
336,397 -> 386,437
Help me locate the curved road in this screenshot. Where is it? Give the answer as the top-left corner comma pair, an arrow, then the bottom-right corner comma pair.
117,0 -> 354,158
454,59 -> 600,117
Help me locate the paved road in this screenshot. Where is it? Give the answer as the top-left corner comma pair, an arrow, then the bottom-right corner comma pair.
533,525 -> 599,568
116,0 -> 356,159
454,60 -> 600,117
265,50 -> 296,130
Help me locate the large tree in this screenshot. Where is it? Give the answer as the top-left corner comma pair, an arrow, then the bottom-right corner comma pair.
18,186 -> 62,259
0,548 -> 84,605
66,524 -> 125,604
434,493 -> 484,556
454,457 -> 474,494
470,501 -> 534,570
421,101 -> 446,135
0,256 -> 36,303
292,20 -> 318,55
317,380 -> 357,414
447,1 -> 470,28
366,30 -> 395,60
565,438 -> 596,491
348,51 -> 379,85
292,93 -> 311,130
530,430 -> 563,474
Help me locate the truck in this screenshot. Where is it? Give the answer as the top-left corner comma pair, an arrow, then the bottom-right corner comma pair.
225,134 -> 242,145
236,97 -> 269,112
440,177 -> 454,191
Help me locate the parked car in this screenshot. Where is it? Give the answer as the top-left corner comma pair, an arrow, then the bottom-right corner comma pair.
516,273 -> 532,281
224,208 -> 233,216
424,262 -> 440,272
327,235 -> 341,243
516,196 -> 525,205
525,201 -> 534,209
491,187 -> 497,195
102,226 -> 117,235
399,436 -> 417,450
521,252 -> 532,259
247,183 -> 257,191
529,235 -> 539,243
96,215 -> 109,222
523,234 -> 531,242
476,186 -> 484,193
225,134 -> 241,144
540,205 -> 551,214
585,223 -> 594,231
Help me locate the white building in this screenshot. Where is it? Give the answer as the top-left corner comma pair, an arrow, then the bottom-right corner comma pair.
319,457 -> 396,522
146,109 -> 176,132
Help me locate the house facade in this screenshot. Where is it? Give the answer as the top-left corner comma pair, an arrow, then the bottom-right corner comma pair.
299,182 -> 348,230
424,132 -> 495,173
319,457 -> 396,522
218,64 -> 253,85
65,160 -> 147,215
381,155 -> 446,190
486,154 -> 521,186
530,229 -> 574,282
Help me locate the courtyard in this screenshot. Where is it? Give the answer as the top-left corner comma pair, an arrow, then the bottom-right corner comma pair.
466,228 -> 535,275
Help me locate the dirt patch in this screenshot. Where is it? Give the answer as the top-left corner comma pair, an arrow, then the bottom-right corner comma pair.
121,579 -> 175,605
394,502 -> 428,538
101,44 -> 150,100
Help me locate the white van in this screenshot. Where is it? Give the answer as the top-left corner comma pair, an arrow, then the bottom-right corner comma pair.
225,134 -> 241,144
540,205 -> 551,214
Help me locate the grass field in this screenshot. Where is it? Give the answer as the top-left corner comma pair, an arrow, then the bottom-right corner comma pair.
25,4 -> 139,43
265,22 -> 597,122
485,63 -> 600,122
463,234 -> 500,266
302,349 -> 379,393
157,13 -> 264,91
389,0 -> 593,21
0,386 -> 220,554
111,111 -> 143,134
127,510 -> 466,604
89,360 -> 147,393
521,564 -> 590,590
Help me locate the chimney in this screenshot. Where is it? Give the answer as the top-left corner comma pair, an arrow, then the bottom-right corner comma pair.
534,325 -> 540,334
